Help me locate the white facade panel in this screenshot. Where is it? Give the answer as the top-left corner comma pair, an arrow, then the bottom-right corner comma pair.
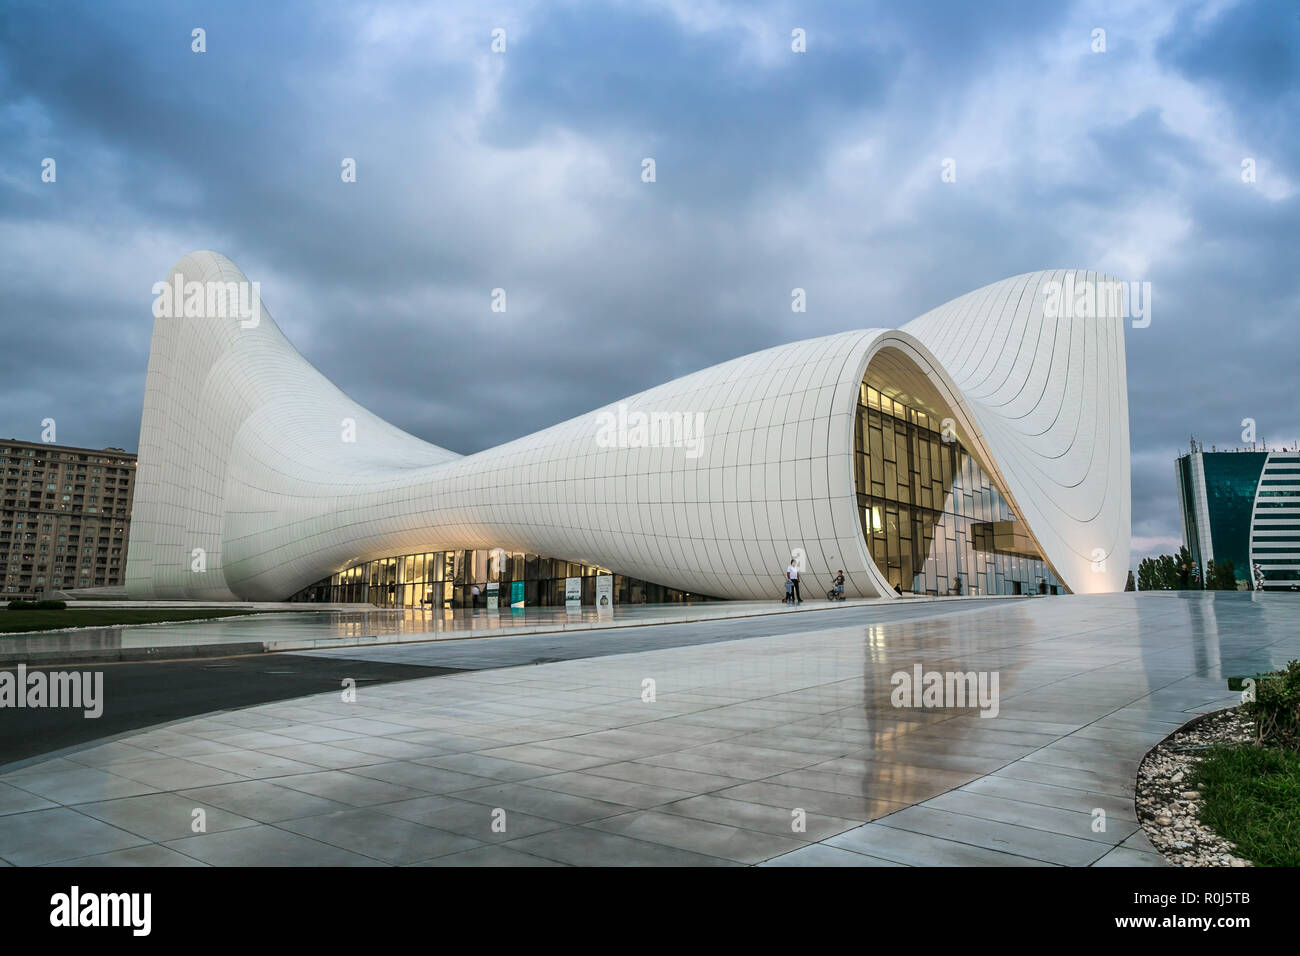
127,252 -> 1132,601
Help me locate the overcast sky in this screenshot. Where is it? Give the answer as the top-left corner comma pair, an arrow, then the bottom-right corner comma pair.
1,0 -> 1296,564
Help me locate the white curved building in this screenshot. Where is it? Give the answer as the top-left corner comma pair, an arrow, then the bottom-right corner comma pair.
125,251 -> 1130,604
1249,453 -> 1300,590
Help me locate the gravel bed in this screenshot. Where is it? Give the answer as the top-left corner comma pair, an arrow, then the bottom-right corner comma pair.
1136,708 -> 1254,867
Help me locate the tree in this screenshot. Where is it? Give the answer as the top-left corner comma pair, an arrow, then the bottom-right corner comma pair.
1137,557 -> 1156,590
1124,569 -> 1135,591
1206,559 -> 1238,591
1138,548 -> 1196,590
1138,555 -> 1176,590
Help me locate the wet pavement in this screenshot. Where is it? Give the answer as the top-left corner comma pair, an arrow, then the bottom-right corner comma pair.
0,594 -> 1008,664
1,592 -> 1291,866
0,599 -> 1011,768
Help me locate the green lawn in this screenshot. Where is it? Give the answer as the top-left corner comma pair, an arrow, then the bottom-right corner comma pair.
0,607 -> 301,634
1190,744 -> 1300,867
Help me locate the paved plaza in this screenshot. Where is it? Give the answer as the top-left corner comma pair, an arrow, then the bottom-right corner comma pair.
0,595 -> 1001,664
1,592 -> 1292,867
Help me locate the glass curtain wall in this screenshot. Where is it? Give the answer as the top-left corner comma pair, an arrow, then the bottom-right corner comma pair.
1201,452 -> 1269,584
854,382 -> 1064,596
292,548 -> 711,607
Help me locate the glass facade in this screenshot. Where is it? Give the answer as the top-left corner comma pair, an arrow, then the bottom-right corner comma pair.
853,382 -> 1063,596
1201,452 -> 1268,583
1175,453 -> 1202,568
1176,449 -> 1269,586
291,548 -> 712,607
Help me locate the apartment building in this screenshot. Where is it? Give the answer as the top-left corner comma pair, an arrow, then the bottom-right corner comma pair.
0,439 -> 136,596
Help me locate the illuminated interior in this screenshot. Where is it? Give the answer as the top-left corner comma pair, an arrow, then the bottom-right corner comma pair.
853,365 -> 1065,596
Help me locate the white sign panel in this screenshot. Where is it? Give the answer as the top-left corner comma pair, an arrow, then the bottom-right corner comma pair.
595,574 -> 613,610
565,576 -> 582,609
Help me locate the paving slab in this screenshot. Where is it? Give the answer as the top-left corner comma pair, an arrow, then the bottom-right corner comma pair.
2,592 -> 1290,866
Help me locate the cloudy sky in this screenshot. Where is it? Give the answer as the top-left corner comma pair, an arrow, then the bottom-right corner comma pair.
1,0 -> 1296,564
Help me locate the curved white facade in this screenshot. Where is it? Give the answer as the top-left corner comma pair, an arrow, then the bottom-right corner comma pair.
126,252 -> 1130,602
1249,452 -> 1300,590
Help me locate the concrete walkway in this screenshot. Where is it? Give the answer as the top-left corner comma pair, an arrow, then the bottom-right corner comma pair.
1,592 -> 1291,866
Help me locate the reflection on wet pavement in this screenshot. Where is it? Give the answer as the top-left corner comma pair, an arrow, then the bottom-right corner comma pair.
1,592 -> 1293,866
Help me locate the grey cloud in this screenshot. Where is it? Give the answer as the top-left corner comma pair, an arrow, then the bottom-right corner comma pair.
1,0 -> 1297,569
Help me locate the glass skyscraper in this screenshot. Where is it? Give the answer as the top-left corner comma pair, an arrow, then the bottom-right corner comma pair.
1176,444 -> 1300,589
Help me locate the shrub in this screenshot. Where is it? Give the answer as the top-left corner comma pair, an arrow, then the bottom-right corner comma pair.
1244,660 -> 1300,750
5,599 -> 67,611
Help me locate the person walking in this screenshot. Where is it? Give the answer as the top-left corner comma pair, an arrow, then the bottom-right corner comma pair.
786,558 -> 802,604
471,584 -> 481,609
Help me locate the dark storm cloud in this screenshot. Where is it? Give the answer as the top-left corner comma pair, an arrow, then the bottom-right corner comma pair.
482,3 -> 895,206
1158,0 -> 1300,114
1,0 -> 1296,567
